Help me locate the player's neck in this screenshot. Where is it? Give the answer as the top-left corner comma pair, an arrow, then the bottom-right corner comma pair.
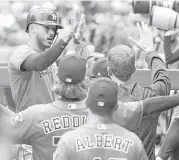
87,112 -> 113,125
110,74 -> 127,85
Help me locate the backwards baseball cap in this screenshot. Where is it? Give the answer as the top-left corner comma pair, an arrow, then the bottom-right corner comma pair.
58,54 -> 86,84
92,58 -> 109,78
86,77 -> 118,115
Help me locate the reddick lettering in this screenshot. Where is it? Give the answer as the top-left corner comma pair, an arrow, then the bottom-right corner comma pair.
41,115 -> 87,134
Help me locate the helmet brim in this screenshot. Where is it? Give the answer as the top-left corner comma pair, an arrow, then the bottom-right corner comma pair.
26,21 -> 63,33
36,21 -> 63,29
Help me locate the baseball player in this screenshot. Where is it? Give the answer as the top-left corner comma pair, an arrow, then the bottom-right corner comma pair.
2,54 -> 179,160
4,55 -> 89,160
54,78 -> 148,160
8,8 -> 85,113
106,22 -> 171,160
8,7 -> 86,160
54,77 -> 179,160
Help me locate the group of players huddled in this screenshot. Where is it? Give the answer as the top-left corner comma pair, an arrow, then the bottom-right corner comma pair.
1,7 -> 179,160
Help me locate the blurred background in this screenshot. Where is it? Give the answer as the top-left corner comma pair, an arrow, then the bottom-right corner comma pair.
0,0 -> 163,66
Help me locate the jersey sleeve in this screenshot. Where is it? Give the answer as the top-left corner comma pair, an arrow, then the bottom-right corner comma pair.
9,46 -> 33,71
53,132 -> 73,160
134,135 -> 148,160
9,106 -> 36,144
113,101 -> 143,131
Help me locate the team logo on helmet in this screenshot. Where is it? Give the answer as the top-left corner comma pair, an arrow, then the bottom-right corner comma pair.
48,13 -> 57,22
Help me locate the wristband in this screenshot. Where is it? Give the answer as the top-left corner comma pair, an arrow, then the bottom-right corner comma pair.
145,50 -> 163,67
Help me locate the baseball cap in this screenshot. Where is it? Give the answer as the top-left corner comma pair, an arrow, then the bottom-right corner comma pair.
58,54 -> 86,84
86,77 -> 118,115
92,58 -> 109,77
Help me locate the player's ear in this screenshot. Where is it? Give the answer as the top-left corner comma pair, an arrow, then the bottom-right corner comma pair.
29,24 -> 36,35
113,102 -> 118,112
107,67 -> 113,77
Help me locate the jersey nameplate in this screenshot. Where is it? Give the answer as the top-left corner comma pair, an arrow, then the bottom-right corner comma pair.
76,134 -> 133,153
41,115 -> 87,134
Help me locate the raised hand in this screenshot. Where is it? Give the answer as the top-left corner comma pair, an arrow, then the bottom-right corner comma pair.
73,12 -> 86,44
129,22 -> 154,52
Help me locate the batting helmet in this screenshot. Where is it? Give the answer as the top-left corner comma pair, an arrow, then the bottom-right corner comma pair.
26,8 -> 63,33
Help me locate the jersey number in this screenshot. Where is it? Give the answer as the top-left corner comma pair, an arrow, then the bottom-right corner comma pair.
52,136 -> 61,146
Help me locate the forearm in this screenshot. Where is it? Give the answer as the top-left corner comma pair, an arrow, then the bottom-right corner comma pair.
164,36 -> 179,64
167,48 -> 179,64
143,94 -> 179,116
157,119 -> 179,160
145,51 -> 171,96
164,36 -> 173,64
35,39 -> 67,71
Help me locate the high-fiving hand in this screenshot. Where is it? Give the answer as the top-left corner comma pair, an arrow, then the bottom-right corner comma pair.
61,11 -> 86,44
71,11 -> 86,44
129,22 -> 154,52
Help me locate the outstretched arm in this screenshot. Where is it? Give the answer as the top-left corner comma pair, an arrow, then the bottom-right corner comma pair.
143,94 -> 179,116
129,22 -> 171,97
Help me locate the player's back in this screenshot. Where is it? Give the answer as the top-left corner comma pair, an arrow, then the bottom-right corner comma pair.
54,123 -> 148,160
28,99 -> 88,160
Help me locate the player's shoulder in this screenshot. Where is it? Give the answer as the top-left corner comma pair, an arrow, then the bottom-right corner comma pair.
118,100 -> 142,108
62,125 -> 86,141
113,127 -> 140,150
53,99 -> 87,110
122,127 -> 142,144
60,129 -> 77,143
11,44 -> 31,54
10,44 -> 34,61
22,103 -> 50,117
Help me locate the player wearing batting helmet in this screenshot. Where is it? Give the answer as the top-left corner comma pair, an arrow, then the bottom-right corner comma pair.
8,8 -> 84,112
8,7 -> 85,160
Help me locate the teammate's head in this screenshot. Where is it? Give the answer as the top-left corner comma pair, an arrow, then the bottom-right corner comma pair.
89,57 -> 109,79
107,45 -> 136,82
86,77 -> 118,116
26,8 -> 63,50
54,54 -> 89,100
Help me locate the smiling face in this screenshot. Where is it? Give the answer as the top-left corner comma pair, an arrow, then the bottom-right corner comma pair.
33,23 -> 57,50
